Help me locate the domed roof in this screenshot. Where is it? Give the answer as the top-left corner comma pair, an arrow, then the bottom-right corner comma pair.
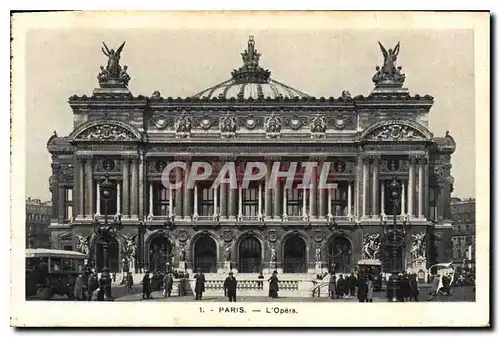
191,36 -> 310,100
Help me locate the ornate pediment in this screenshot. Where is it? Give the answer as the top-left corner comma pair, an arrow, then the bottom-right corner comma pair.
361,120 -> 432,141
72,120 -> 141,142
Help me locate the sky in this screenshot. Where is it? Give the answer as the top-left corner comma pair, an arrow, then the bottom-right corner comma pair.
23,27 -> 475,201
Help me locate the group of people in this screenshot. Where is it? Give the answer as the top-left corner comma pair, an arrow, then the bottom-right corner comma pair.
328,273 -> 359,300
427,274 -> 452,301
141,270 -> 175,300
73,266 -> 113,301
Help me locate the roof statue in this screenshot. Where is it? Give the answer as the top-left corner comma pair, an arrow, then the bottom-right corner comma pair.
372,41 -> 406,86
231,36 -> 271,84
98,41 -> 130,87
241,36 -> 260,66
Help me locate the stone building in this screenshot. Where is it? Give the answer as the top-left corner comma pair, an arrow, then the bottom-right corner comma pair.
47,37 -> 456,275
26,198 -> 52,249
450,198 -> 475,269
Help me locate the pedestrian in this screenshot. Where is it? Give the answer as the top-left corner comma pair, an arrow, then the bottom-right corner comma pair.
87,272 -> 99,300
357,273 -> 368,303
257,272 -> 264,290
126,272 -> 133,291
194,269 -> 206,300
112,272 -> 116,283
73,273 -> 84,301
142,270 -> 152,299
409,273 -> 419,302
336,274 -> 345,299
349,273 -> 357,297
402,272 -> 411,301
427,274 -> 440,301
224,271 -> 237,302
163,273 -> 173,298
366,274 -> 374,302
268,270 -> 279,298
328,273 -> 336,299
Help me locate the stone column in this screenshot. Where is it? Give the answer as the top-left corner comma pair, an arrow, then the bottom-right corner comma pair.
193,183 -> 199,219
424,159 -> 430,218
116,183 -> 120,215
257,182 -> 263,218
85,158 -> 93,217
400,182 -> 406,216
219,183 -> 227,220
78,158 -> 84,218
327,188 -> 332,218
282,185 -> 287,219
148,182 -> 154,217
238,185 -> 243,220
138,150 -> 145,221
183,160 -> 192,220
58,186 -> 65,222
175,166 -> 183,219
168,185 -> 174,217
371,157 -> 379,217
264,160 -> 272,219
213,186 -> 218,218
362,157 -> 370,218
96,182 -> 101,215
229,185 -> 238,221
408,156 -> 416,217
418,158 -> 426,218
122,157 -> 130,218
131,157 -> 139,217
380,180 -> 386,216
273,180 -> 281,220
303,186 -> 308,218
309,164 -> 317,219
347,181 -> 352,217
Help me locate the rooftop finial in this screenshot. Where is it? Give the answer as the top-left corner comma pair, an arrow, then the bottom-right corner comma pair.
232,36 -> 270,84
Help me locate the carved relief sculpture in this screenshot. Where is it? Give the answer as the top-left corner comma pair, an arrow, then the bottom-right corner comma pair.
220,115 -> 238,136
411,233 -> 427,261
78,124 -> 135,141
224,245 -> 232,261
265,114 -> 282,138
310,115 -> 326,135
362,233 -> 381,260
315,247 -> 321,262
175,115 -> 192,137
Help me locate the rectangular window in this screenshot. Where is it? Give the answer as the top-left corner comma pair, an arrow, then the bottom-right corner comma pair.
330,182 -> 348,216
286,187 -> 303,217
243,185 -> 259,217
65,188 -> 73,221
199,184 -> 215,217
153,183 -> 171,216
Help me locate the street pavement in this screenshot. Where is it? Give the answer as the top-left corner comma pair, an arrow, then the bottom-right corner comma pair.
113,285 -> 475,302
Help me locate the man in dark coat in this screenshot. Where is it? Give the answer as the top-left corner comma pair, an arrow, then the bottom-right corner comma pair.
194,269 -> 206,300
142,271 -> 152,299
336,275 -> 345,299
163,273 -> 174,298
268,270 -> 279,298
224,271 -> 237,302
357,274 -> 368,302
348,273 -> 357,297
87,272 -> 99,301
408,273 -> 419,302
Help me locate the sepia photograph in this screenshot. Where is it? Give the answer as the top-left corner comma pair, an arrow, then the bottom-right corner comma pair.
10,11 -> 490,327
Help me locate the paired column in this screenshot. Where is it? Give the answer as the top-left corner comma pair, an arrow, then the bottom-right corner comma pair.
273,180 -> 281,220
174,166 -> 183,219
58,186 -> 66,222
303,186 -> 308,219
183,161 -> 192,220
237,185 -> 243,220
380,180 -> 386,216
264,161 -> 272,219
116,183 -> 121,215
78,158 -> 85,218
327,188 -> 332,218
257,182 -> 263,218
309,164 -> 317,219
282,185 -> 287,219
229,185 -> 238,221
408,156 -> 416,217
219,183 -> 227,220
371,157 -> 380,217
85,157 -> 94,217
347,181 -> 353,217
400,182 -> 406,216
96,182 -> 101,215
213,186 -> 218,218
148,182 -> 154,217
193,183 -> 199,219
122,156 -> 130,218
130,157 -> 139,217
418,157 -> 426,218
362,157 -> 370,217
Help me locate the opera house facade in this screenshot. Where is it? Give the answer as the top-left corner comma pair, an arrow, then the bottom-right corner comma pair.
47,37 -> 456,278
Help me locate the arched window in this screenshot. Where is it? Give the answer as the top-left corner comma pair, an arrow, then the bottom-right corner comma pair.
148,235 -> 172,273
193,235 -> 217,273
283,236 -> 307,273
238,236 -> 262,273
328,236 -> 352,273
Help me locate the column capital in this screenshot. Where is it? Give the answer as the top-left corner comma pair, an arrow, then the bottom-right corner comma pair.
121,154 -> 136,160
76,153 -> 93,160
362,156 -> 371,165
409,155 -> 418,165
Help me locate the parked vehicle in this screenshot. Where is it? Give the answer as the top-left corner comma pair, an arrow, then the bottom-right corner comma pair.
26,248 -> 87,300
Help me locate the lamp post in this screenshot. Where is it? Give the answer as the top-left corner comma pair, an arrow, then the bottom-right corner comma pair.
93,173 -> 123,272
382,175 -> 410,302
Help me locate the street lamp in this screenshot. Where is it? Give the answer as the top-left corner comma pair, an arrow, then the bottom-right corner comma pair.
93,172 -> 122,271
381,175 -> 410,302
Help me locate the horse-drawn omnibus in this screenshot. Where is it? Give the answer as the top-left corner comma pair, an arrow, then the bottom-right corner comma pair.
26,248 -> 87,300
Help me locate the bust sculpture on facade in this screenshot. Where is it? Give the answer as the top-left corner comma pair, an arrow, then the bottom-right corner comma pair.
179,247 -> 186,262
224,245 -> 232,261
315,247 -> 321,262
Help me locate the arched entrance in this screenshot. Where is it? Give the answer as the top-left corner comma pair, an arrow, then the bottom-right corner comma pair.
238,236 -> 262,273
193,235 -> 217,273
283,235 -> 307,273
148,235 -> 172,273
328,236 -> 352,273
94,233 -> 119,272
